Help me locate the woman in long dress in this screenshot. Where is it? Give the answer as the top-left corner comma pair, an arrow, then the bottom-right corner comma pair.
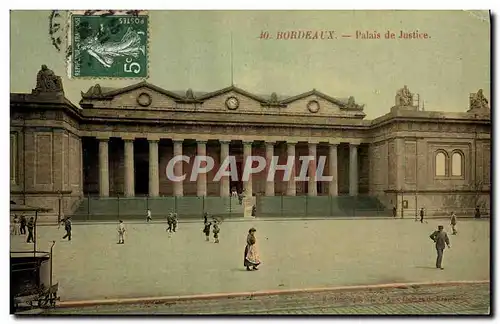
244,228 -> 261,271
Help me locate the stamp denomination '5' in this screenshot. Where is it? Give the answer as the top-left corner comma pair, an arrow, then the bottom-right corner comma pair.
70,12 -> 149,78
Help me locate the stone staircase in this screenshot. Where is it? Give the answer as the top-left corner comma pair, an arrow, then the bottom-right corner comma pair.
71,196 -> 245,221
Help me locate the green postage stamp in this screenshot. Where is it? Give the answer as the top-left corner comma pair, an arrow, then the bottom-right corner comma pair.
69,11 -> 149,78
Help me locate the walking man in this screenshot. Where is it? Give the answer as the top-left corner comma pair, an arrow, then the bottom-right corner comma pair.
430,225 -> 451,270
172,213 -> 178,232
450,212 -> 458,235
117,220 -> 126,244
62,216 -> 72,241
420,207 -> 425,223
20,215 -> 27,235
26,217 -> 35,243
166,212 -> 173,233
146,209 -> 152,223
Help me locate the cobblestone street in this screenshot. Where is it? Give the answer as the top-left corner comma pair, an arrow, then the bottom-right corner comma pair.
10,218 -> 490,303
46,282 -> 490,315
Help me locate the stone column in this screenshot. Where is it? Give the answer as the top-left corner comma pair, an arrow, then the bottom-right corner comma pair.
265,142 -> 275,196
148,140 -> 159,197
328,143 -> 338,196
98,138 -> 109,197
124,139 -> 135,197
220,141 -> 230,197
243,141 -> 253,197
349,143 -> 359,196
173,140 -> 184,197
197,141 -> 207,197
286,142 -> 297,196
308,143 -> 317,196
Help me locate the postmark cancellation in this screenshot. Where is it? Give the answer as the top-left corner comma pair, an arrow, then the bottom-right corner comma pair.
68,11 -> 149,79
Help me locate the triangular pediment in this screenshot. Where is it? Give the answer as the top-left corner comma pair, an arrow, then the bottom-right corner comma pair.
80,82 -> 186,109
281,89 -> 347,107
197,85 -> 267,103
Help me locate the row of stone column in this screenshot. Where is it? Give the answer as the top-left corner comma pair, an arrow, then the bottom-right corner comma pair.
97,138 -> 359,197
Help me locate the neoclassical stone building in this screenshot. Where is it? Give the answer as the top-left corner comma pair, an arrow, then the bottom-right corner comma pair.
10,66 -> 491,219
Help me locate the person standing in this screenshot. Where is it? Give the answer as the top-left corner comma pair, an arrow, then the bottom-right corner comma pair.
20,215 -> 27,235
62,216 -> 72,241
166,212 -> 173,233
213,221 -> 220,243
172,213 -> 178,232
12,215 -> 20,235
450,212 -> 458,235
244,228 -> 261,271
420,207 -> 425,223
475,206 -> 481,219
393,206 -> 397,218
26,217 -> 35,243
203,221 -> 211,242
203,212 -> 208,225
430,225 -> 451,270
146,209 -> 152,223
117,220 -> 126,244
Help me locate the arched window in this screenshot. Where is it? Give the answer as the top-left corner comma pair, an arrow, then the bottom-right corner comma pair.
451,151 -> 464,176
435,151 -> 447,176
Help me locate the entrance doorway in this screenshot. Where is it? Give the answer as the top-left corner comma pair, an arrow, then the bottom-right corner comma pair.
230,161 -> 243,194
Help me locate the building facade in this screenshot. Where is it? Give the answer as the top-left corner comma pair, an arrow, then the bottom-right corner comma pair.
10,66 -> 491,219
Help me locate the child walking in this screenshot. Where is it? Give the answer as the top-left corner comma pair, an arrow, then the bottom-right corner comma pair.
118,220 -> 126,244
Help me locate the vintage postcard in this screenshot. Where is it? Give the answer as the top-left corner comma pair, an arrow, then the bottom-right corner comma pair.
9,10 -> 491,315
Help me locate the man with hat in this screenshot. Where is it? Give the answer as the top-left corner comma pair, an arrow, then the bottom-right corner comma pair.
429,225 -> 451,270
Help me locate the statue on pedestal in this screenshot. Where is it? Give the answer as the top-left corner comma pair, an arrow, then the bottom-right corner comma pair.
345,96 -> 365,110
185,88 -> 195,100
469,89 -> 489,110
33,65 -> 64,94
269,92 -> 278,104
395,85 -> 413,106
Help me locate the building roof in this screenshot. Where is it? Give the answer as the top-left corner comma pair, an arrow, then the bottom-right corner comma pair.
80,81 -> 365,110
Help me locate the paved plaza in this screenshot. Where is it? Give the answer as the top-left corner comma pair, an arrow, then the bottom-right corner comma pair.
10,218 -> 490,302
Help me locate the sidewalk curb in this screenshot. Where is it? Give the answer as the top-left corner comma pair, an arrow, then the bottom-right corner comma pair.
56,280 -> 490,308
